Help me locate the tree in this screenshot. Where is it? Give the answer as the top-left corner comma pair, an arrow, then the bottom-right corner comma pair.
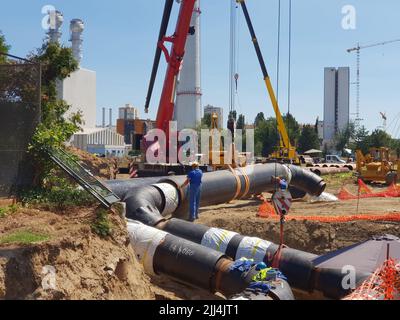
254,118 -> 279,157
298,125 -> 320,154
254,112 -> 265,127
334,122 -> 355,154
352,125 -> 369,154
282,113 -> 300,146
0,31 -> 10,64
236,114 -> 245,130
28,43 -> 82,185
201,113 -> 212,128
229,110 -> 237,121
368,129 -> 392,149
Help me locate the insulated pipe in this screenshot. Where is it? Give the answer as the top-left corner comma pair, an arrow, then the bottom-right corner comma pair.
127,221 -> 269,298
159,164 -> 325,219
106,177 -> 163,199
159,219 -> 317,292
159,219 -> 370,299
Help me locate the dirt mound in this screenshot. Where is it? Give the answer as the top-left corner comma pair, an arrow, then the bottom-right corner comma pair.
67,147 -> 112,180
0,207 -> 154,300
198,200 -> 400,255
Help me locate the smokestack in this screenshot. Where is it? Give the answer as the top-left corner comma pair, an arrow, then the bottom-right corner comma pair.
109,108 -> 112,128
69,19 -> 84,66
174,0 -> 202,130
46,10 -> 64,44
102,107 -> 106,128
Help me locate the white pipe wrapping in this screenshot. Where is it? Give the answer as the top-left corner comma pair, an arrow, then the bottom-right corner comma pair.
127,221 -> 168,275
201,228 -> 238,253
154,183 -> 180,216
235,237 -> 272,262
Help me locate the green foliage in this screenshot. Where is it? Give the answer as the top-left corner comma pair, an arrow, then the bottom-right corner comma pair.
91,208 -> 113,237
0,230 -> 49,245
254,112 -> 265,126
201,113 -> 212,128
0,204 -> 19,218
334,122 -> 355,153
254,117 -> 279,156
236,114 -> 245,130
282,113 -> 301,146
128,150 -> 141,156
298,125 -> 320,153
26,43 -> 82,186
20,172 -> 96,210
0,31 -> 10,64
229,110 -> 237,121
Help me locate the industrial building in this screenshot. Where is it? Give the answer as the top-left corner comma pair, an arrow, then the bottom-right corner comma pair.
204,104 -> 224,129
71,127 -> 126,157
173,0 -> 202,130
116,104 -> 155,150
323,67 -> 350,145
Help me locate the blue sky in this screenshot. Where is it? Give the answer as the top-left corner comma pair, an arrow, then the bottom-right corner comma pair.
1,0 -> 400,136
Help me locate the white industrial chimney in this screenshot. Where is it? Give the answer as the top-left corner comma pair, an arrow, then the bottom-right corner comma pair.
69,19 -> 84,65
46,10 -> 64,44
174,0 -> 202,130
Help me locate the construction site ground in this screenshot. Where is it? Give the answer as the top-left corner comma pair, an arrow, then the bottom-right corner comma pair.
0,172 -> 399,300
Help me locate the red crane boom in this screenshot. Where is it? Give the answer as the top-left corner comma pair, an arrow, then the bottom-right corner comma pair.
145,0 -> 197,138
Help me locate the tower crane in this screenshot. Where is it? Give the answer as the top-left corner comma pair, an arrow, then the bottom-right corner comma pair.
347,39 -> 400,126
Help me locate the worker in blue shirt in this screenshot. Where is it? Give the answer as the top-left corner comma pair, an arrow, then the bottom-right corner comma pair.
272,176 -> 288,191
180,162 -> 203,222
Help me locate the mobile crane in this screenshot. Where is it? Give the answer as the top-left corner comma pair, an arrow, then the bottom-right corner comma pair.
236,0 -> 300,164
144,0 -> 299,170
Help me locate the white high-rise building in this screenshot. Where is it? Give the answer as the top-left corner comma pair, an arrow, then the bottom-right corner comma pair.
323,67 -> 350,143
174,0 -> 202,130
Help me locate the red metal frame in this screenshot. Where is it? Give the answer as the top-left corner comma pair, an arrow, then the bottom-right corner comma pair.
155,0 -> 197,138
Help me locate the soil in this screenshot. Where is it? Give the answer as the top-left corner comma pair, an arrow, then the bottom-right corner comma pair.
1,173 -> 399,299
197,178 -> 400,255
68,147 -> 112,180
0,206 -> 218,300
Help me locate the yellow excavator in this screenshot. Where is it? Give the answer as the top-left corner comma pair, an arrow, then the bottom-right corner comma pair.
237,0 -> 300,165
356,147 -> 399,185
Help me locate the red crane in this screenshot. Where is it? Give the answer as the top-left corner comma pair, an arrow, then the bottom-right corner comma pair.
144,0 -> 197,139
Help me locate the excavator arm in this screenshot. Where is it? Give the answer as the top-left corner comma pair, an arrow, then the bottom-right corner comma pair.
237,0 -> 297,162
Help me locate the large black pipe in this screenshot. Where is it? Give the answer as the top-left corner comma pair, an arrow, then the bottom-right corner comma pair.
159,218 -> 317,293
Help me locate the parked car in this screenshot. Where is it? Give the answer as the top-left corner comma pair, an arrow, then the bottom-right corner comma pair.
325,155 -> 346,164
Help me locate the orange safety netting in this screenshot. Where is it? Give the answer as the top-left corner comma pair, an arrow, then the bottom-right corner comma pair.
338,179 -> 400,200
343,259 -> 400,300
257,210 -> 400,223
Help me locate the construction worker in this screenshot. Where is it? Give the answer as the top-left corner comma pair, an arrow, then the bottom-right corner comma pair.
272,176 -> 288,191
180,162 -> 203,222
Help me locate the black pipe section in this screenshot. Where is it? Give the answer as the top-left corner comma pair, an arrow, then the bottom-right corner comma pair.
105,177 -> 162,199
123,185 -> 166,226
288,165 -> 326,197
160,218 -> 317,292
152,233 -> 257,296
144,0 -> 174,113
159,164 -> 318,219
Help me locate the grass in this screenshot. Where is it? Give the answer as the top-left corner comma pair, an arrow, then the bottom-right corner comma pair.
323,172 -> 355,187
0,230 -> 49,245
91,208 -> 113,237
0,204 -> 19,218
